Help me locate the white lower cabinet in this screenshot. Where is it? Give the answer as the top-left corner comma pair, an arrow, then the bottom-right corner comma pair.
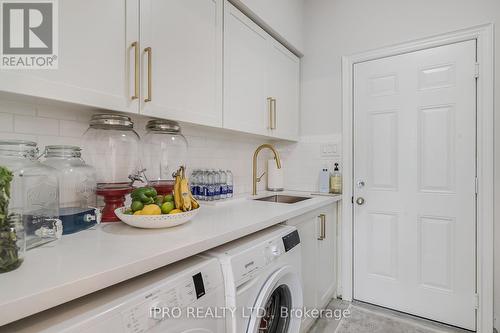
287,203 -> 338,332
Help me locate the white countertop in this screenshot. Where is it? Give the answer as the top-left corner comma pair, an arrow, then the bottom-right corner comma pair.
0,191 -> 341,326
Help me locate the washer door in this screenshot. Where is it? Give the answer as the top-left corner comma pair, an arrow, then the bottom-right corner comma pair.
247,265 -> 303,333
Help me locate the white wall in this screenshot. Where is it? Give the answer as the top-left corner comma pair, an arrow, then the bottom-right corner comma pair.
300,0 -> 500,328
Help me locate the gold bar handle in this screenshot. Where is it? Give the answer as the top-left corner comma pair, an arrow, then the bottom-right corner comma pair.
144,47 -> 152,102
318,214 -> 326,240
272,98 -> 277,129
131,42 -> 139,100
267,97 -> 273,129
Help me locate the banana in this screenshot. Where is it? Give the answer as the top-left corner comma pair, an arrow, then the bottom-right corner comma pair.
173,166 -> 199,212
180,177 -> 191,211
173,173 -> 182,210
189,192 -> 199,209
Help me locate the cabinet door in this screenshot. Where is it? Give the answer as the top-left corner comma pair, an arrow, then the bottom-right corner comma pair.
268,40 -> 300,140
223,1 -> 270,136
140,0 -> 222,127
316,204 -> 337,308
0,0 -> 139,113
296,216 -> 318,330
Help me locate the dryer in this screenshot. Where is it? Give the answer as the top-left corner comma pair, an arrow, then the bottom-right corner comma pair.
3,256 -> 226,333
204,225 -> 303,333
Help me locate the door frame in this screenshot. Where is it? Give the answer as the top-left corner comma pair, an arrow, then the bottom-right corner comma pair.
340,24 -> 494,332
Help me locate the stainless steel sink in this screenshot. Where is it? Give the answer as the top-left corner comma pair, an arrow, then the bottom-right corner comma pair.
253,195 -> 311,204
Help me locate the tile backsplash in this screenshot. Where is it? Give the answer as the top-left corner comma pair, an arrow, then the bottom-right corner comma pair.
0,94 -> 341,194
277,133 -> 342,192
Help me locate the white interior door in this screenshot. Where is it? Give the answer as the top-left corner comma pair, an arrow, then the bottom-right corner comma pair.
353,40 -> 477,330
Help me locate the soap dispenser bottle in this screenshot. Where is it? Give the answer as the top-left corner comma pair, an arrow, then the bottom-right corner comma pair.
330,163 -> 342,194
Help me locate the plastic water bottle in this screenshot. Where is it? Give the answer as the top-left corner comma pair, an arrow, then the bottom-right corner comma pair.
199,169 -> 207,201
190,169 -> 199,199
213,170 -> 221,200
226,170 -> 233,198
219,170 -> 228,199
207,170 -> 215,201
195,169 -> 202,200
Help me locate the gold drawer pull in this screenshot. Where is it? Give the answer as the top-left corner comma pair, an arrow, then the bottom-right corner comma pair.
144,47 -> 152,102
318,214 -> 326,240
131,41 -> 139,100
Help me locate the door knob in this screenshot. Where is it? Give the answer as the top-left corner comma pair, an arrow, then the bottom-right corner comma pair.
356,197 -> 365,205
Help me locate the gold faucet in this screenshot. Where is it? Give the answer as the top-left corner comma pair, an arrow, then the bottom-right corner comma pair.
253,144 -> 281,196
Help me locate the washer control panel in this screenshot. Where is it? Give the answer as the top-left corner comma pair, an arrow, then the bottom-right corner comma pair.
120,262 -> 220,333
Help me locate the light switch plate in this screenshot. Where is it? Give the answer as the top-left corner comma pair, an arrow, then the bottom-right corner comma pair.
320,143 -> 337,157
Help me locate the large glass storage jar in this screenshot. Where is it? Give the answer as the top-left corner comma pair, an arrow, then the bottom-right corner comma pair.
0,141 -> 61,263
142,120 -> 188,196
82,114 -> 141,222
40,146 -> 99,234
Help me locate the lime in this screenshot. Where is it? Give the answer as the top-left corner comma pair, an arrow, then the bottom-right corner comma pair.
124,208 -> 133,215
155,195 -> 164,206
131,200 -> 144,212
164,194 -> 174,203
161,201 -> 175,214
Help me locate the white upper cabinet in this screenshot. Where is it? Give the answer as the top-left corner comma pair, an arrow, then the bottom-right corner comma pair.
140,0 -> 223,127
224,1 -> 300,140
223,2 -> 269,136
0,0 -> 297,139
0,0 -> 139,113
268,41 -> 300,140
230,0 -> 304,53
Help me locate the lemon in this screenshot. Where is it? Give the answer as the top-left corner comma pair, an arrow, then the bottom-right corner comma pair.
142,204 -> 162,215
168,209 -> 183,215
133,210 -> 143,215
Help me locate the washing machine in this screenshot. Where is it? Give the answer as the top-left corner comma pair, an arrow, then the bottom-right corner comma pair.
2,256 -> 226,333
204,225 -> 303,333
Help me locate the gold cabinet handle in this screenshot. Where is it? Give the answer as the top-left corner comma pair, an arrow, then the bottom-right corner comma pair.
131,42 -> 139,100
318,214 -> 326,240
272,98 -> 277,129
144,47 -> 152,102
267,97 -> 273,129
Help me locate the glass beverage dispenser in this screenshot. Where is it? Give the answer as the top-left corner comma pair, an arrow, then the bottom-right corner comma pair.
142,120 -> 188,196
83,114 -> 141,222
40,145 -> 99,234
0,140 -> 61,270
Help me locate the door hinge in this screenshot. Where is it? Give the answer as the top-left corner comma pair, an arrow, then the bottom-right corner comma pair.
475,177 -> 479,195
475,62 -> 480,78
474,293 -> 480,309
351,196 -> 354,204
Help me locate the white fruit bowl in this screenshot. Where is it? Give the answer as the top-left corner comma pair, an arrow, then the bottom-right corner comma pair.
114,207 -> 200,229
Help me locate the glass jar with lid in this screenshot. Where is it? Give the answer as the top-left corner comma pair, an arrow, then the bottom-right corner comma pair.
40,145 -> 99,234
142,120 -> 188,196
0,140 -> 61,272
82,114 -> 141,222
